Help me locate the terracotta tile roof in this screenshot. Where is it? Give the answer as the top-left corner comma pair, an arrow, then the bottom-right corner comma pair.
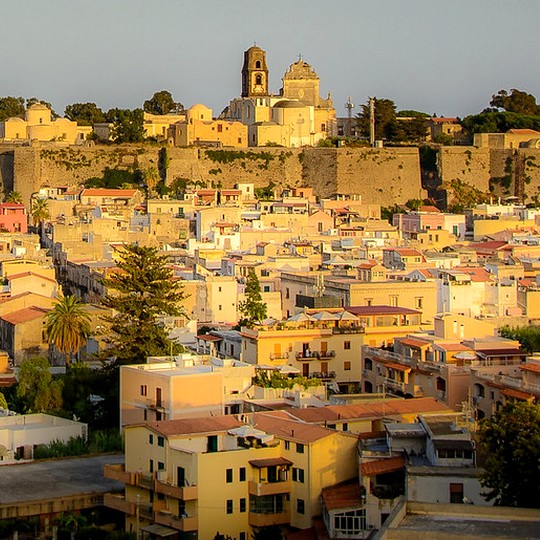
248,457 -> 293,468
507,129 -> 540,135
419,205 -> 440,213
1,306 -> 50,324
253,412 -> 336,444
394,249 -> 423,257
146,415 -> 242,437
521,363 -> 540,374
7,272 -> 57,284
476,348 -> 526,357
398,337 -> 430,348
501,388 -> 535,400
385,362 -> 411,372
321,480 -> 364,511
286,398 -> 450,424
81,189 -> 137,197
435,343 -> 471,352
196,334 -> 222,342
361,455 -> 405,476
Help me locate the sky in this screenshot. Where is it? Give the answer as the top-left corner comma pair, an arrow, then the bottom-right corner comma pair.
1,0 -> 539,119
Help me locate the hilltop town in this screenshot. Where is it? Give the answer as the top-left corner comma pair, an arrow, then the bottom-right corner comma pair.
0,45 -> 539,540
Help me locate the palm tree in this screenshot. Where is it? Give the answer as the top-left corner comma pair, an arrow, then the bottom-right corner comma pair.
44,295 -> 92,367
4,191 -> 23,204
30,196 -> 50,232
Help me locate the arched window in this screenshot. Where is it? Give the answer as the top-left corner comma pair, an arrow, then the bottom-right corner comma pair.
255,61 -> 261,69
255,74 -> 262,85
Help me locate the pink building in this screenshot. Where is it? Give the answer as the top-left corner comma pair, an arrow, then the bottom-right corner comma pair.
0,203 -> 27,233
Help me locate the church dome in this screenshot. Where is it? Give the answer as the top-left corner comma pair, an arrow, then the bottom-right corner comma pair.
273,100 -> 308,108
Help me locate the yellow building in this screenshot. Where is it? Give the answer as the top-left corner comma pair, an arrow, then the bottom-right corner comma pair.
168,104 -> 248,147
143,111 -> 186,140
105,411 -> 357,539
240,306 -> 425,393
223,46 -> 336,147
0,103 -> 88,145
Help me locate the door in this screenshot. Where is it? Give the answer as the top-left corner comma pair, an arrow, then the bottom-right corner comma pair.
302,363 -> 309,377
177,466 -> 185,487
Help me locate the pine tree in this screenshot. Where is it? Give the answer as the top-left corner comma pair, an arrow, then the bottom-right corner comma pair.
101,244 -> 186,364
238,269 -> 267,327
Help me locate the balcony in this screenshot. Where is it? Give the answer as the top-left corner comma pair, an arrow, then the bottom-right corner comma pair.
296,350 -> 335,360
270,353 -> 290,360
154,510 -> 198,532
248,509 -> 290,528
248,479 -> 292,497
383,377 -> 406,392
155,479 -> 198,501
332,326 -> 365,334
312,371 -> 336,379
104,464 -> 136,485
103,493 -> 134,515
137,472 -> 154,489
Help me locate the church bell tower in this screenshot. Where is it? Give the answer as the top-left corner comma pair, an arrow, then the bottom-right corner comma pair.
241,45 -> 269,97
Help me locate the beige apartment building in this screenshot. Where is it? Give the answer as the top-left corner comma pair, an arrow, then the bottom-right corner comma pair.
105,411 -> 357,539
119,356 -> 255,428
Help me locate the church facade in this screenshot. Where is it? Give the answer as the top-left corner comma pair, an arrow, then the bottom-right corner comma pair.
222,45 -> 336,147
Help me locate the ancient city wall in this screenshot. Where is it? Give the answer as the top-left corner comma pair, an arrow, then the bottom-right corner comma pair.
437,147 -> 491,193
4,143 -> 424,206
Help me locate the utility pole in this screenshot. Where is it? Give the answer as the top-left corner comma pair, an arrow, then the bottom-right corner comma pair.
369,97 -> 376,147
345,97 -> 355,137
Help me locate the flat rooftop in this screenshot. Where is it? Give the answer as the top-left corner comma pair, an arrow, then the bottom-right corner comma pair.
0,454 -> 124,505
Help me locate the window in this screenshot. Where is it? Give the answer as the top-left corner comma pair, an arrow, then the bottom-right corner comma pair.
240,497 -> 246,512
342,423 -> 348,431
149,459 -> 154,473
255,74 -> 262,85
157,436 -> 164,447
449,483 -> 464,504
148,434 -> 154,445
158,461 -> 165,470
415,297 -> 423,309
365,358 -> 373,370
293,467 -> 305,483
296,443 -> 304,454
390,295 -> 398,307
140,384 -> 147,396
239,467 -> 246,481
240,534 -> 246,540
344,361 -> 351,371
217,124 -> 223,133
344,341 -> 351,350
284,440 -> 290,450
297,498 -> 305,514
226,468 -> 233,483
207,435 -> 218,453
226,499 -> 233,514
255,60 -> 261,69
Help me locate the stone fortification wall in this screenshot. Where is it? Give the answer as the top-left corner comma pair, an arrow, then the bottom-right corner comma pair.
438,147 -> 491,192
0,147 -> 15,195
303,147 -> 423,204
5,143 -> 425,206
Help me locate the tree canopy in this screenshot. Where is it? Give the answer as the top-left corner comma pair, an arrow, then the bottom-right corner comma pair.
477,401 -> 540,508
64,102 -> 106,126
143,90 -> 183,115
44,295 -> 92,366
0,96 -> 25,121
101,244 -> 186,364
16,357 -> 63,413
356,98 -> 428,142
490,89 -> 540,115
30,197 -> 50,229
238,269 -> 267,327
106,108 -> 145,143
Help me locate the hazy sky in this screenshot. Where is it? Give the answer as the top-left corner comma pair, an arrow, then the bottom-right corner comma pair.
1,0 -> 538,118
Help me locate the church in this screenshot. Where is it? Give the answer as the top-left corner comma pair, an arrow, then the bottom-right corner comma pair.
221,45 -> 336,147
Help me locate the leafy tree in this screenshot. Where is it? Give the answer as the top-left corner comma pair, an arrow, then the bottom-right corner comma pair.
101,245 -> 186,365
0,392 -> 7,410
0,96 -> 25,121
254,181 -> 276,200
143,90 -> 183,115
442,179 -> 490,213
45,295 -> 92,366
85,167 -> 143,189
499,325 -> 540,354
106,108 -> 145,143
490,89 -> 540,115
30,197 -> 50,231
461,111 -> 540,135
16,357 -> 63,412
4,191 -> 23,204
356,97 -> 396,141
64,102 -> 106,126
477,401 -> 540,508
238,269 -> 267,327
252,526 -> 283,540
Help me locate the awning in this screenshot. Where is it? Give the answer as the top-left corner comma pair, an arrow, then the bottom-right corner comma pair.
249,457 -> 293,468
141,524 -> 177,537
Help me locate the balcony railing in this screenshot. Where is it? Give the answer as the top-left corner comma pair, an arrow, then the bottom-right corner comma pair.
248,509 -> 291,528
296,350 -> 336,360
104,464 -> 137,486
332,326 -> 365,334
248,479 -> 292,497
155,479 -> 198,500
154,511 -> 198,532
382,377 -> 406,392
103,493 -> 134,515
270,353 -> 290,360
